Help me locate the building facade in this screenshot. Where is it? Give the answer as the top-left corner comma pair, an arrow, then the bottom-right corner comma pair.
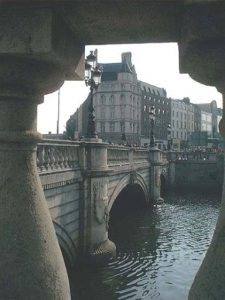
140,81 -> 169,148
67,53 -> 222,150
170,97 -> 194,149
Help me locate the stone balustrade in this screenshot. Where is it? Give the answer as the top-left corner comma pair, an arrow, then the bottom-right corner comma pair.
107,145 -> 130,166
166,151 -> 218,162
37,140 -> 81,172
133,148 -> 149,163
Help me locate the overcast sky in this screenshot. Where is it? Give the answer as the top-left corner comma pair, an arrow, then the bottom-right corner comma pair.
37,43 -> 222,134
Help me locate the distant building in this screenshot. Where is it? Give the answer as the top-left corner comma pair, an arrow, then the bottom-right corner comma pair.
140,81 -> 169,148
190,100 -> 223,148
196,100 -> 222,138
170,97 -> 194,149
70,52 -> 141,144
66,52 -> 223,150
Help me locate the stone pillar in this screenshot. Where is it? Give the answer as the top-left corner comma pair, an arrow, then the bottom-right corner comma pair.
0,7 -> 84,299
188,93 -> 225,300
84,140 -> 116,262
178,2 -> 225,299
167,152 -> 176,188
149,149 -> 164,204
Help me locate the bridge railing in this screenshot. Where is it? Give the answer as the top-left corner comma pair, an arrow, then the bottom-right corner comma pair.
133,148 -> 149,163
107,145 -> 150,167
107,145 -> 130,166
164,150 -> 217,162
37,139 -> 81,172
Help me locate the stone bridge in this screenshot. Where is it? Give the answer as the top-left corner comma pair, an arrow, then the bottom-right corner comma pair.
38,141 -> 222,269
38,139 -> 168,267
2,1 -> 225,299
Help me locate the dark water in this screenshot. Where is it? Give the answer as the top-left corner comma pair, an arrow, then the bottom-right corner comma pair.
70,191 -> 221,300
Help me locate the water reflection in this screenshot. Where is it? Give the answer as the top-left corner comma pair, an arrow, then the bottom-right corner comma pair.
70,191 -> 220,300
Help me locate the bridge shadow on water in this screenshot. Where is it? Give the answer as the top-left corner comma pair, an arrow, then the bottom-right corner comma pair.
69,187 -> 221,300
69,183 -> 161,300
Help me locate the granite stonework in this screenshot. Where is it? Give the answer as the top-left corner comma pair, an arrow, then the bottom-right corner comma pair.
1,1 -> 225,299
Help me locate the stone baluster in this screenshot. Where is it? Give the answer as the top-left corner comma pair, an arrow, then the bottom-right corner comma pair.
59,146 -> 65,169
178,2 -> 225,299
0,6 -> 84,299
54,147 -> 60,170
63,146 -> 69,168
44,145 -> 51,171
66,146 -> 72,168
37,145 -> 45,172
49,146 -> 56,170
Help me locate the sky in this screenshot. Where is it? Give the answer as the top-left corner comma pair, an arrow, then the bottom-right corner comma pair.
37,43 -> 223,134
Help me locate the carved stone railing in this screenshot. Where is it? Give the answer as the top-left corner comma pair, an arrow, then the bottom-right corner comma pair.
171,151 -> 217,162
107,145 -> 130,166
133,148 -> 149,163
37,139 -> 81,172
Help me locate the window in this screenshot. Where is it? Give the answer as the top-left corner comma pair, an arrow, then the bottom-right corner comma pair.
144,105 -> 147,111
109,95 -> 115,104
121,106 -> 125,117
120,94 -> 126,105
110,108 -> 115,119
100,122 -> 105,133
110,122 -> 115,132
120,122 -> 125,132
100,108 -> 105,118
101,95 -> 106,105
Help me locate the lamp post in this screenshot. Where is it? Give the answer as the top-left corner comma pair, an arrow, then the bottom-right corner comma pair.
149,106 -> 156,148
85,50 -> 102,139
167,123 -> 171,150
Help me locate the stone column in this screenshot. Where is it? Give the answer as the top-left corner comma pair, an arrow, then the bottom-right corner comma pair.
0,7 -> 84,299
188,93 -> 225,300
149,148 -> 164,205
178,2 -> 225,299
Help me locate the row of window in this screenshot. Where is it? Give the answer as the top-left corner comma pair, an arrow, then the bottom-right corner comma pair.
99,107 -> 139,119
143,95 -> 169,105
142,86 -> 162,96
171,130 -> 187,140
172,110 -> 194,120
172,102 -> 194,111
99,122 -> 139,133
96,94 -> 139,106
143,105 -> 169,115
172,119 -> 194,130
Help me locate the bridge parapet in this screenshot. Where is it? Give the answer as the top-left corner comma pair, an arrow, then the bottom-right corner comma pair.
107,145 -> 129,166
165,150 -> 217,162
37,139 -> 81,172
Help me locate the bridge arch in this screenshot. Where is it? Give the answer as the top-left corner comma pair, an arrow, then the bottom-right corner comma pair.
108,172 -> 149,212
53,221 -> 78,270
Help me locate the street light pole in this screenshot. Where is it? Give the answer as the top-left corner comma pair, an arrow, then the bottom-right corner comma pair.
149,106 -> 156,148
167,123 -> 171,150
56,89 -> 60,134
85,50 -> 102,139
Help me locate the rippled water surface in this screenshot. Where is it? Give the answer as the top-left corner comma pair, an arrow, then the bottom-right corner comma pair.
70,191 -> 220,300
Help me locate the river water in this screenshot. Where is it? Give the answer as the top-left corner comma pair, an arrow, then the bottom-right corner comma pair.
70,191 -> 221,300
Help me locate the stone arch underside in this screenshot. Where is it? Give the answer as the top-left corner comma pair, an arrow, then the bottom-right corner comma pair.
53,221 -> 78,269
108,172 -> 149,212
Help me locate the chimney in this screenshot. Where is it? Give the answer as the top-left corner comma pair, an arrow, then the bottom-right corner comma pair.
121,52 -> 132,67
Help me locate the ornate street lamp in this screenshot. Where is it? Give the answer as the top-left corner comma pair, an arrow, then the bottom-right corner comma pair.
167,123 -> 171,150
149,106 -> 156,148
85,50 -> 102,138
